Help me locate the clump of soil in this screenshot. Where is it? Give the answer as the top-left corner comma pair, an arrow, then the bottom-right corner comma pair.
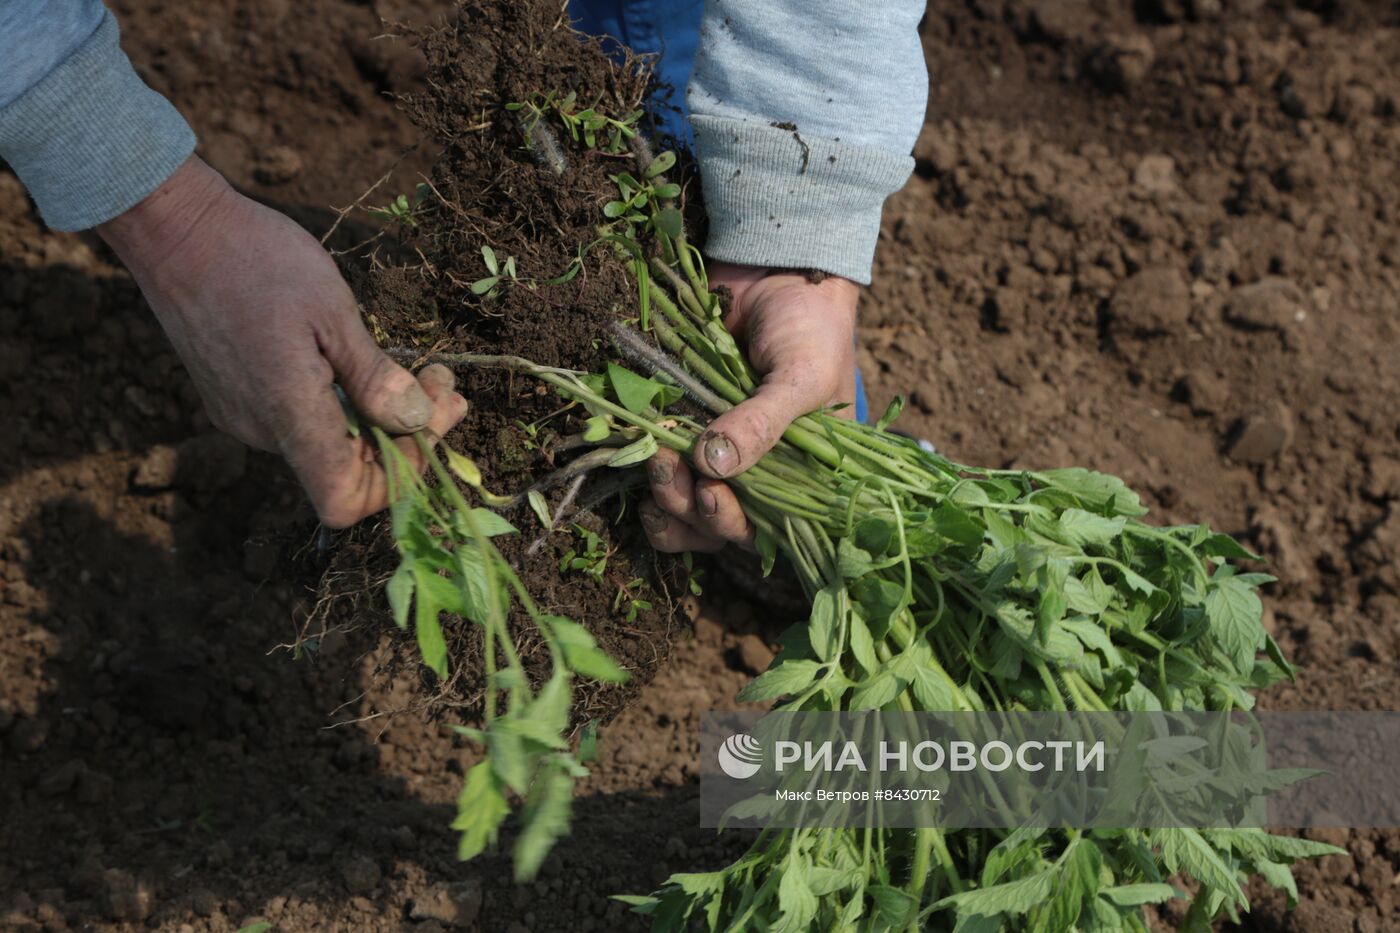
310,0 -> 683,728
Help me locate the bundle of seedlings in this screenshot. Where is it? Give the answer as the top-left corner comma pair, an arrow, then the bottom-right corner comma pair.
334,3 -> 1343,929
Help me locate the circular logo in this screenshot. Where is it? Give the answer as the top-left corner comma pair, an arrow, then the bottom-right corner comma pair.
717,733 -> 763,779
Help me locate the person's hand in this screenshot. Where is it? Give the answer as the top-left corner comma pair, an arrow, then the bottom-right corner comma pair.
641,261 -> 858,553
98,155 -> 468,528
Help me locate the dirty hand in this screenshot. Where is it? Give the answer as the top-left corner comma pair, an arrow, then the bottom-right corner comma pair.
97,155 -> 468,528
642,261 -> 858,553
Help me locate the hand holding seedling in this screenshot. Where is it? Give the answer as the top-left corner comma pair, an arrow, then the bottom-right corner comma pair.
97,155 -> 468,527
642,261 -> 858,553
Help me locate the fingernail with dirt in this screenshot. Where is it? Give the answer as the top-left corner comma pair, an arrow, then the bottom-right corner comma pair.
702,433 -> 738,476
698,488 -> 718,517
640,503 -> 668,534
647,457 -> 674,486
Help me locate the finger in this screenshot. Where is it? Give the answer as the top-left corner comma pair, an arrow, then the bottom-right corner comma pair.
693,370 -> 826,479
692,476 -> 755,548
322,313 -> 434,434
647,448 -> 700,522
640,498 -> 726,554
283,367 -> 467,528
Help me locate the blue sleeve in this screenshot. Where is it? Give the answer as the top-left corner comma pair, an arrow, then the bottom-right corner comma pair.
0,4 -> 196,231
686,0 -> 927,284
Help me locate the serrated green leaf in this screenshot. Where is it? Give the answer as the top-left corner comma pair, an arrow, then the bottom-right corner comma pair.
850,670 -> 899,710
411,565 -> 457,678
452,760 -> 509,860
1036,467 -> 1147,516
1098,883 -> 1179,906
777,861 -> 818,932
935,866 -> 1059,917
467,508 -> 518,537
736,659 -> 823,702
387,563 -> 414,629
1056,508 -> 1127,548
1205,577 -> 1265,673
513,767 -> 573,881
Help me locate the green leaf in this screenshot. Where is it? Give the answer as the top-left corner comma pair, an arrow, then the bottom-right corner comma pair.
1036,467 -> 1147,516
875,395 -> 905,431
911,665 -> 960,711
1056,508 -> 1127,548
603,199 -> 629,218
807,866 -> 860,896
652,182 -> 682,199
1065,567 -> 1114,615
777,861 -> 818,931
850,670 -> 900,710
1200,533 -> 1262,561
646,149 -> 677,177
808,585 -> 841,662
551,616 -> 630,683
578,719 -> 599,763
470,276 -> 501,295
654,207 -> 684,238
1205,576 -> 1265,673
480,244 -> 498,274
1215,829 -> 1346,862
931,502 -> 985,549
755,527 -> 778,577
498,716 -> 570,751
935,867 -> 1059,917
607,363 -> 663,413
736,659 -> 823,702
387,563 -> 414,629
848,611 -> 879,674
869,885 -> 916,925
582,415 -> 611,442
467,508 -> 518,537
411,565 -> 458,679
513,767 -> 573,881
851,577 -> 905,640
854,517 -> 896,556
529,670 -> 571,735
1156,828 -> 1246,907
236,924 -> 273,933
837,538 -> 876,579
607,434 -> 659,467
1099,883 -> 1180,907
527,490 -> 551,528
1035,559 -> 1070,643
452,760 -> 509,860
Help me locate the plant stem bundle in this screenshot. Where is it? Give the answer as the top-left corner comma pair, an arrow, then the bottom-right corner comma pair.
374,121 -> 1342,930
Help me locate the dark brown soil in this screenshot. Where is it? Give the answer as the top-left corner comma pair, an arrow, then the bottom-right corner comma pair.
309,1 -> 680,732
2,1 -> 1398,931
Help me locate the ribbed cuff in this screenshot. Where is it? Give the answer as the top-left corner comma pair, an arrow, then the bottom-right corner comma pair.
691,116 -> 913,285
0,11 -> 196,231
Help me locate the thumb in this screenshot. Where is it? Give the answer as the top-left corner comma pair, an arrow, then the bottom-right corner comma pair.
325,319 -> 433,434
693,373 -> 821,479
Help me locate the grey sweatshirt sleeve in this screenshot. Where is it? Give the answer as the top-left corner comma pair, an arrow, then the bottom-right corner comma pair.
0,3 -> 196,231
686,1 -> 927,285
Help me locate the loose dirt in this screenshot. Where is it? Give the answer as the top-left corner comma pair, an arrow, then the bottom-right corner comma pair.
2,1 -> 1398,931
